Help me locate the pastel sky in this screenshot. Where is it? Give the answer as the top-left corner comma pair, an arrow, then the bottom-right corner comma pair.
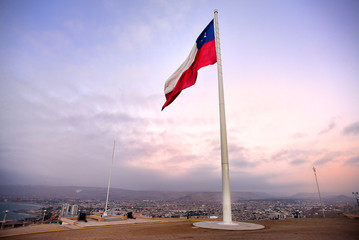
1,0 -> 358,195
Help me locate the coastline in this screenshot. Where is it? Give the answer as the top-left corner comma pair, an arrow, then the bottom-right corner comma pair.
0,202 -> 43,221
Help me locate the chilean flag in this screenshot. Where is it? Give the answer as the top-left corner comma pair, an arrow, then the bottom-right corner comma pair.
162,20 -> 217,110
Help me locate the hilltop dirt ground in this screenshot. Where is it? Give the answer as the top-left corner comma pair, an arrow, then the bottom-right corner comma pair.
1,217 -> 358,240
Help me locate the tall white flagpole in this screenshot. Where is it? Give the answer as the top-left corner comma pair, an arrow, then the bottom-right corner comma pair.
214,9 -> 232,224
104,140 -> 116,217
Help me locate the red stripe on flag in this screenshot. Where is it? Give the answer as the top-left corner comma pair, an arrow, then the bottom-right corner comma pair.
162,40 -> 216,110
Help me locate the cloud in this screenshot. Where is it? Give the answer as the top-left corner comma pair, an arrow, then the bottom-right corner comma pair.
313,152 -> 341,166
342,121 -> 359,135
290,159 -> 307,165
345,156 -> 359,166
272,149 -> 314,163
292,132 -> 307,139
228,144 -> 260,168
231,158 -> 258,168
318,121 -> 336,135
272,148 -> 347,167
314,157 -> 332,165
114,21 -> 154,52
63,19 -> 84,34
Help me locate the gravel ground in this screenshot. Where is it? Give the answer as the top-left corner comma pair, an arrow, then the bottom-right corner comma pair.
1,217 -> 358,240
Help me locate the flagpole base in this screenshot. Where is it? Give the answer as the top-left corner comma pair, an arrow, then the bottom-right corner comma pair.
193,221 -> 264,231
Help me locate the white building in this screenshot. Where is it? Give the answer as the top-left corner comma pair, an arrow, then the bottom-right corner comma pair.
61,203 -> 70,216
70,205 -> 79,215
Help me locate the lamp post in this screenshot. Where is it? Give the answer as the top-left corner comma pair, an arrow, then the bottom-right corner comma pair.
1,210 -> 8,229
42,210 -> 47,224
2,210 -> 8,222
352,192 -> 359,207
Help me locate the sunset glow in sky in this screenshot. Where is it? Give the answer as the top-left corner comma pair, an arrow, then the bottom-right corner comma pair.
1,0 -> 358,195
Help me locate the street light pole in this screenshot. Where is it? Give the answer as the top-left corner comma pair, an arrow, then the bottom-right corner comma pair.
352,192 -> 359,207
1,210 -> 8,229
42,210 -> 47,224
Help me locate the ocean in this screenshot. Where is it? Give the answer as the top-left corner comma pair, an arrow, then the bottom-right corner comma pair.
0,202 -> 43,221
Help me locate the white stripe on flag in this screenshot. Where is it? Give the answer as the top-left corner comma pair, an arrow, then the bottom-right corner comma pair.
164,43 -> 198,95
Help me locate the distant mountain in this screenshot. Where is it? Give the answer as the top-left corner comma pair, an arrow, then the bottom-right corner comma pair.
289,192 -> 352,202
290,192 -> 320,199
323,194 -> 354,203
176,191 -> 276,202
0,185 -> 275,202
0,185 -> 190,201
0,185 -> 352,203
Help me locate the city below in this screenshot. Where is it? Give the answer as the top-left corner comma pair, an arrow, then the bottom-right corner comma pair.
1,185 -> 358,229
